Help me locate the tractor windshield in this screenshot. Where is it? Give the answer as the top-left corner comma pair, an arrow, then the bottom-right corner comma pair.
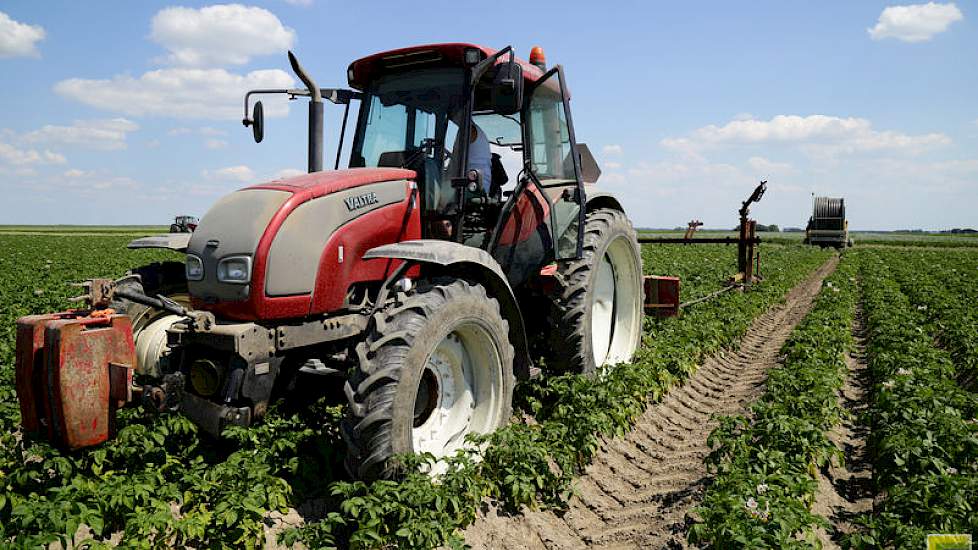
350,68 -> 466,170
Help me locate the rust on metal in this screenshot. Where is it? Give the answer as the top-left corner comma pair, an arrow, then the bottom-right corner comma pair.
643,275 -> 680,317
15,312 -> 137,449
68,278 -> 117,309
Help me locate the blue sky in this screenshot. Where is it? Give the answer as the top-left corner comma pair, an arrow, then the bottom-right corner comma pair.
0,1 -> 975,230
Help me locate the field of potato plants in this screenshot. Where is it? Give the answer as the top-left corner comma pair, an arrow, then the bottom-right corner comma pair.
1,233 -> 976,549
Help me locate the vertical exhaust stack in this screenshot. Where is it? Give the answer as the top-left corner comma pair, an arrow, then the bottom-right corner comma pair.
288,51 -> 323,173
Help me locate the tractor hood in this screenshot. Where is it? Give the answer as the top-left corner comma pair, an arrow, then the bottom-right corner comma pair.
185,167 -> 416,318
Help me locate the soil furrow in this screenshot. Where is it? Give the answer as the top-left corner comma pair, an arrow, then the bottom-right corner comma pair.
464,257 -> 838,550
813,301 -> 874,548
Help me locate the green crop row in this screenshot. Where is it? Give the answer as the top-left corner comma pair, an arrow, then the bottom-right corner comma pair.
285,245 -> 832,548
844,250 -> 978,548
0,235 -> 830,548
688,256 -> 855,548
880,249 -> 978,389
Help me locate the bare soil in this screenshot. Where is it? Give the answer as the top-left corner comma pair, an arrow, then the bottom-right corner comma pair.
464,256 -> 839,550
812,302 -> 874,548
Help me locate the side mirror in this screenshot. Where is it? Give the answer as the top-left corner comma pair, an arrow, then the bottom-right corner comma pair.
251,101 -> 264,143
491,61 -> 523,115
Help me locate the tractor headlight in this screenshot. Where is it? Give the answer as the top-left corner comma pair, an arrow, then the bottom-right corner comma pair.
186,255 -> 204,281
217,256 -> 252,284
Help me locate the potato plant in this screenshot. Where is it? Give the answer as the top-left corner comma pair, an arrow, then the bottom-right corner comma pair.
0,235 -> 830,548
845,249 -> 978,548
689,256 -> 856,548
287,245 -> 831,547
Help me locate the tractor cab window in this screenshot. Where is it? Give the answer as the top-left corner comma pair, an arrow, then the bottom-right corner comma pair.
350,68 -> 467,219
351,68 -> 464,170
357,96 -> 410,167
526,84 -> 575,183
523,68 -> 583,260
473,111 -> 522,194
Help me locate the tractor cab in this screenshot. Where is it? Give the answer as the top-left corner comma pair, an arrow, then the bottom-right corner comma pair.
348,45 -> 585,281
246,43 -> 587,284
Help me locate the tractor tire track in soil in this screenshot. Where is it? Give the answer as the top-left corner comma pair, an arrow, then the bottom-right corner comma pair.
813,301 -> 874,549
464,256 -> 839,550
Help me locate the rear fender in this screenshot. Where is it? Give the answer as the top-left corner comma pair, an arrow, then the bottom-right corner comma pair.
584,187 -> 624,213
363,240 -> 531,380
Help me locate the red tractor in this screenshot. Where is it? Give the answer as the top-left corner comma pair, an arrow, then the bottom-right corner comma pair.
15,44 -> 644,480
169,215 -> 199,233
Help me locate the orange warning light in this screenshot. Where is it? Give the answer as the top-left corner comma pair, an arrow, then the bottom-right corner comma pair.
529,46 -> 546,70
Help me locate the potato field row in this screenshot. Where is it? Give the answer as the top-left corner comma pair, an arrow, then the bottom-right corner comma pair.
0,235 -> 830,548
690,248 -> 978,548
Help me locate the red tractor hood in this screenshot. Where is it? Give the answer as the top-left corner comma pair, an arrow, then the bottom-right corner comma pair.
186,166 -> 420,321
249,167 -> 417,200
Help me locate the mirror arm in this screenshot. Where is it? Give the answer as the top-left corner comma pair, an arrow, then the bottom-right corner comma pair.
242,89 -> 289,126
471,45 -> 513,85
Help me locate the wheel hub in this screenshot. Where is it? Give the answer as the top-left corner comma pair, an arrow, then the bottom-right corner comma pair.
411,323 -> 503,465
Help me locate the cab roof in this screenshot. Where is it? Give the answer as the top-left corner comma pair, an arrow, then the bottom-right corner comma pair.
347,43 -> 549,91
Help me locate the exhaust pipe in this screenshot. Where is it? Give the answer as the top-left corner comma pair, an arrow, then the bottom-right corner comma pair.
288,51 -> 323,173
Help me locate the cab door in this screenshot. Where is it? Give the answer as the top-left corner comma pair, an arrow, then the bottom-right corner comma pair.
521,66 -> 585,260
488,65 -> 585,285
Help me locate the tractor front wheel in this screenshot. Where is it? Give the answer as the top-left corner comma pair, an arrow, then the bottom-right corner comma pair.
342,279 -> 515,480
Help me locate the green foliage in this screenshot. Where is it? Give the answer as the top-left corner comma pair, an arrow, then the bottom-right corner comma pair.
0,235 -> 830,548
844,249 -> 978,549
689,257 -> 856,548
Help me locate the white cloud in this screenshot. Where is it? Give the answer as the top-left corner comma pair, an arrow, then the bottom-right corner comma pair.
89,176 -> 140,191
602,144 -> 623,156
605,162 -> 623,170
206,165 -> 255,182
54,68 -> 293,120
63,169 -> 93,178
274,168 -> 305,179
205,139 -> 228,149
150,4 -> 295,67
22,118 -> 139,151
747,156 -> 793,175
168,127 -> 194,136
868,2 -> 963,42
0,11 -> 45,58
0,141 -> 65,166
199,126 -> 227,136
661,114 -> 950,157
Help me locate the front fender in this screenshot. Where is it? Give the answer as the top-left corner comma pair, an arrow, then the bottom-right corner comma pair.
127,233 -> 191,253
364,240 -> 531,380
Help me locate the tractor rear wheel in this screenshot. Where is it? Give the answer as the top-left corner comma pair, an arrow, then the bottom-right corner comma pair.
544,208 -> 643,374
342,279 -> 515,480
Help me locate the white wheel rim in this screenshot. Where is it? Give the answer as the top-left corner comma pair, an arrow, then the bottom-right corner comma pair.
592,255 -> 616,366
591,235 -> 643,367
412,322 -> 504,465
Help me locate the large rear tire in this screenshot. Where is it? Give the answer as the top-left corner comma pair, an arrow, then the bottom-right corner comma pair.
342,279 -> 515,480
544,208 -> 643,374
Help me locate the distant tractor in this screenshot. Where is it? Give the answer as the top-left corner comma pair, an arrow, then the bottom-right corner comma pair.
804,196 -> 850,249
169,216 -> 198,233
15,44 -> 644,480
